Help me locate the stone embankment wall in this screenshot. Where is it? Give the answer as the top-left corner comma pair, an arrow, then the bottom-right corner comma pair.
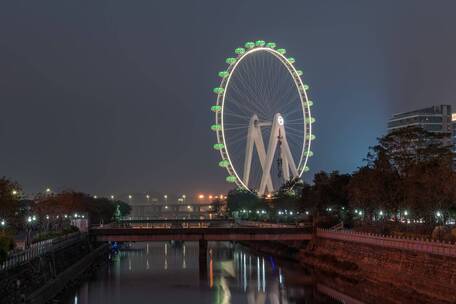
302,230 -> 456,304
0,235 -> 108,304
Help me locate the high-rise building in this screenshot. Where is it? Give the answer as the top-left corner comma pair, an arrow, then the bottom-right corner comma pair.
387,105 -> 452,135
387,104 -> 455,165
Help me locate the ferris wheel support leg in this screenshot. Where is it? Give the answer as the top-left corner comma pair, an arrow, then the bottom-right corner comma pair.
253,125 -> 273,192
280,125 -> 299,177
258,115 -> 281,196
243,116 -> 256,186
281,146 -> 290,182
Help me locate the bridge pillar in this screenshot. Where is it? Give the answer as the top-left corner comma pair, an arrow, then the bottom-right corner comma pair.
199,239 -> 207,282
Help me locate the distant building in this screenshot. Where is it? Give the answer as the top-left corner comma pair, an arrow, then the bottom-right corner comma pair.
387,104 -> 455,165
387,105 -> 452,135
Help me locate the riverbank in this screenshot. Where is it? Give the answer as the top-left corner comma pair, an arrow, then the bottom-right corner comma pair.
242,233 -> 456,304
0,234 -> 108,304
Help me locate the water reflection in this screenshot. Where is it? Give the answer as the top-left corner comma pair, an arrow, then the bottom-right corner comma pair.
64,241 -> 346,304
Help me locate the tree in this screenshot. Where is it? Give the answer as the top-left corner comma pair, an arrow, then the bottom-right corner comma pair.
350,126 -> 456,224
0,177 -> 22,227
311,171 -> 351,213
226,188 -> 262,214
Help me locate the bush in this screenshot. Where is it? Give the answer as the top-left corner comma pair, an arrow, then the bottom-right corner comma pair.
33,225 -> 79,243
0,235 -> 15,262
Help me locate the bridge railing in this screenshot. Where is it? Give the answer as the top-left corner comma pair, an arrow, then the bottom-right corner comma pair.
316,229 -> 456,257
236,220 -> 310,228
0,232 -> 83,272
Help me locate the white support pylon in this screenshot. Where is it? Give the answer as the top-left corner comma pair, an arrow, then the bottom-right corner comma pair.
243,115 -> 273,192
243,113 -> 298,196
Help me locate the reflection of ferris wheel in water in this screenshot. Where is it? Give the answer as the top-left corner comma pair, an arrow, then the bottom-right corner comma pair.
211,40 -> 315,196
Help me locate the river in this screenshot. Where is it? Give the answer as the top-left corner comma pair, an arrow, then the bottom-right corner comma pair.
62,241 -> 356,304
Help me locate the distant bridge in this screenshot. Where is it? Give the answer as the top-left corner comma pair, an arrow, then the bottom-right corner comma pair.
127,202 -> 219,219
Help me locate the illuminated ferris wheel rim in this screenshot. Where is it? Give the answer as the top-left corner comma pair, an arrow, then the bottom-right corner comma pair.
211,41 -> 315,193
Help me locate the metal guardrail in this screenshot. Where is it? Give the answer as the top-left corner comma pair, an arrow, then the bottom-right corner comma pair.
317,229 -> 456,257
0,232 -> 83,272
236,220 -> 312,228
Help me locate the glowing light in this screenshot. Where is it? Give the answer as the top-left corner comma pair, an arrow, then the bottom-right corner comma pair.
404,210 -> 408,216
277,115 -> 284,125
110,195 -> 115,199
198,194 -> 204,199
1,220 -> 5,226
209,195 -> 213,199
128,195 -> 132,199
12,190 -> 17,195
146,194 -> 150,199
45,188 -> 51,193
93,195 -> 97,199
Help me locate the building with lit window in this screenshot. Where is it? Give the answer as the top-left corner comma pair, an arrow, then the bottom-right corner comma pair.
388,104 -> 455,166
387,105 -> 452,135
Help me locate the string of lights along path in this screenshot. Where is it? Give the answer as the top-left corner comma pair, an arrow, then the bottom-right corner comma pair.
211,40 -> 315,195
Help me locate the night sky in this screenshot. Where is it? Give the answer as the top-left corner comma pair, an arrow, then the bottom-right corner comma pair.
1,1 -> 456,197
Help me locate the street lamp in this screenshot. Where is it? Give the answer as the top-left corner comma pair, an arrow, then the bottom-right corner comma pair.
25,215 -> 37,248
164,195 -> 168,204
12,190 -> 17,196
45,188 -> 51,194
128,195 -> 132,200
198,194 -> 204,199
182,195 -> 186,204
110,195 -> 115,200
146,194 -> 150,199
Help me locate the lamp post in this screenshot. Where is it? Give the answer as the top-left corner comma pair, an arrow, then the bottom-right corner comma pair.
25,215 -> 37,249
0,219 -> 6,236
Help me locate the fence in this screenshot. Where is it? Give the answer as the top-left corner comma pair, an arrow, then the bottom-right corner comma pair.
0,232 -> 83,272
317,229 -> 456,258
237,220 -> 311,228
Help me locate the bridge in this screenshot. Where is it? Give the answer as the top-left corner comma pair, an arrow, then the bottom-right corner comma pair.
128,202 -> 220,219
90,218 -> 312,277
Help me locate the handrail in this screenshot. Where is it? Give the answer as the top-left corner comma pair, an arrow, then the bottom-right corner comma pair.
0,232 -> 84,272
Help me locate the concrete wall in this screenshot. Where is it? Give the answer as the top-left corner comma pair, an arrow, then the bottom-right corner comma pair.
302,236 -> 456,304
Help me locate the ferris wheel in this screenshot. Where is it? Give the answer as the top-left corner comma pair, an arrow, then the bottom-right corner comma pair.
211,40 -> 315,196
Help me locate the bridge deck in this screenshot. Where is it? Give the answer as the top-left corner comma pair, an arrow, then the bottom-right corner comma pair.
91,227 -> 312,242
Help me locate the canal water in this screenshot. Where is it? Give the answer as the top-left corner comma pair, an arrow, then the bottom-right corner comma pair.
62,242 -> 350,304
